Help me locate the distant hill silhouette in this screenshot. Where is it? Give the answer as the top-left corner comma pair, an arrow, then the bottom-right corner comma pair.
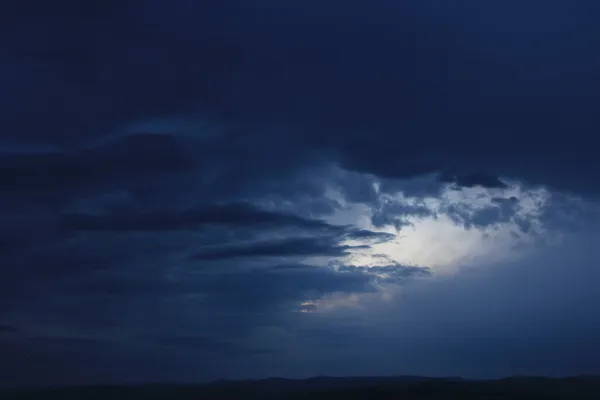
3,376 -> 600,399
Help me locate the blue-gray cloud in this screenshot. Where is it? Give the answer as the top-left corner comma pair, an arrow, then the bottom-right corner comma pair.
3,1 -> 600,196
60,203 -> 333,232
191,237 -> 368,261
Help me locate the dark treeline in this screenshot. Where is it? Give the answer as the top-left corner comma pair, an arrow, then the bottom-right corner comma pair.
3,376 -> 600,399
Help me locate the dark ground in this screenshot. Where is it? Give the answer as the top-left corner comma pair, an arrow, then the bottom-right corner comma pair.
3,376 -> 600,399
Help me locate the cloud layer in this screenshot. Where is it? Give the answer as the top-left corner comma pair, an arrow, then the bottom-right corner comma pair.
2,0 -> 600,387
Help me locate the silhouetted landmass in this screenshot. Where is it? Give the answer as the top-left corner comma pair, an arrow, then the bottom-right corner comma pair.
2,376 -> 600,399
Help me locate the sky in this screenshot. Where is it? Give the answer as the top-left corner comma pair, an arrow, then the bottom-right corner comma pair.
1,0 -> 600,387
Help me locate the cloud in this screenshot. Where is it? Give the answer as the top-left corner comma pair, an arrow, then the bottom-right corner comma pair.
0,1 -> 246,146
437,172 -> 508,189
2,0 -> 600,386
4,1 -> 600,197
190,237 -> 368,261
320,180 -> 553,270
342,229 -> 396,243
336,264 -> 432,284
60,203 -> 333,232
192,264 -> 375,312
207,1 -> 600,196
0,325 -> 20,333
0,133 -> 191,193
371,200 -> 434,230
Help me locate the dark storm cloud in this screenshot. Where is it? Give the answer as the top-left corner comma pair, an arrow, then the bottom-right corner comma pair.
0,262 -> 378,355
343,229 -> 396,243
26,335 -> 111,348
4,0 -> 600,196
1,198 -> 388,293
0,182 -> 385,371
0,0 -> 246,146
0,325 -> 20,333
53,262 -> 374,304
190,264 -> 374,311
4,244 -> 118,283
196,1 -> 600,196
60,203 -> 332,232
0,133 -> 191,193
191,237 -> 368,261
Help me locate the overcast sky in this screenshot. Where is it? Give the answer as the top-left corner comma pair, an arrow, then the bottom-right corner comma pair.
2,0 -> 600,387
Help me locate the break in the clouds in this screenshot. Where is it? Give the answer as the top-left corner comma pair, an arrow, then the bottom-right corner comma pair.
2,0 -> 600,387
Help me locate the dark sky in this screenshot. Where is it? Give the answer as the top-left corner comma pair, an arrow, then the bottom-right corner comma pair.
2,0 -> 600,387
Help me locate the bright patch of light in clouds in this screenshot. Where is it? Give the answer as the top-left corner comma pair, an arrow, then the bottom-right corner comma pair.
323,178 -> 554,273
